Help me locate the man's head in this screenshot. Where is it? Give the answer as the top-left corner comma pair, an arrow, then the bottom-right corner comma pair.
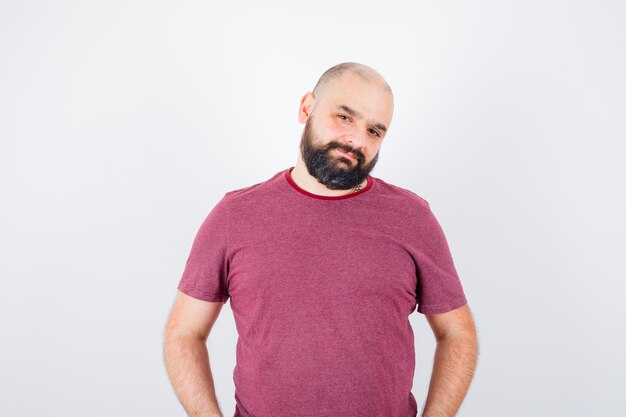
297,62 -> 394,190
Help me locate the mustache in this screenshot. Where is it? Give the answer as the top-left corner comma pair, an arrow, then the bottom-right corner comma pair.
324,142 -> 364,163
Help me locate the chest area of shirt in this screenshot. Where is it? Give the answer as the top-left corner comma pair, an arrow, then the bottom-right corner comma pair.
226,222 -> 417,304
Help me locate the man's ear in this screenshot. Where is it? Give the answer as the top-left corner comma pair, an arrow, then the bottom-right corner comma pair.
298,92 -> 316,123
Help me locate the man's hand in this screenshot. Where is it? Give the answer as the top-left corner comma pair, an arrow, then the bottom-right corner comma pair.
421,304 -> 478,417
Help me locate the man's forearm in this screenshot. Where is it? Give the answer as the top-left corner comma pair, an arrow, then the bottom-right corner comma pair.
421,333 -> 478,417
163,334 -> 223,417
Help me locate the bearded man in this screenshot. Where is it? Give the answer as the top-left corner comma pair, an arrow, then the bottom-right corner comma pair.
164,62 -> 478,417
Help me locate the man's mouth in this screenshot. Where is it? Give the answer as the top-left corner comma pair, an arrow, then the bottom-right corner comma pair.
336,149 -> 356,160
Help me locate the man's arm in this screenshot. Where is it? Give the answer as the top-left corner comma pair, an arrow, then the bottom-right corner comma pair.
421,304 -> 478,417
163,290 -> 225,417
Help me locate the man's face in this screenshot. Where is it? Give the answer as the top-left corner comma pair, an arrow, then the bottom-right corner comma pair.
299,72 -> 393,190
300,113 -> 379,190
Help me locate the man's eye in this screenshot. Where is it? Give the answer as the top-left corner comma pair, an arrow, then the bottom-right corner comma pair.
338,114 -> 350,121
370,129 -> 380,137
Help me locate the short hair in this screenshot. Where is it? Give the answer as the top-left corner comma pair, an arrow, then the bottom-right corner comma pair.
311,62 -> 393,103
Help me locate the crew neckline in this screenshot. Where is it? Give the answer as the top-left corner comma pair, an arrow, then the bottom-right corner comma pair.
284,167 -> 374,200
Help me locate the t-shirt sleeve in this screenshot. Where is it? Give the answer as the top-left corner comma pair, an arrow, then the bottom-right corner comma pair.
177,195 -> 231,303
414,202 -> 467,314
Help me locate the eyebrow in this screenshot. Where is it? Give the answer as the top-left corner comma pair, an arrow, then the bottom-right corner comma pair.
337,104 -> 388,133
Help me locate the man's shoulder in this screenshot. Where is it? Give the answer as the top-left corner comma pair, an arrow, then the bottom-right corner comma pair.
371,175 -> 431,208
221,168 -> 286,203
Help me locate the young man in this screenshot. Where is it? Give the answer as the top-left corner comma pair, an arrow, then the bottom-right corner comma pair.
163,62 -> 478,417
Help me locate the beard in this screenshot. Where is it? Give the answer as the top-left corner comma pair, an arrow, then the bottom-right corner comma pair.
299,114 -> 379,190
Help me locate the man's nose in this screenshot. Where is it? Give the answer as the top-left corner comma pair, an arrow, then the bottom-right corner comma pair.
343,128 -> 368,151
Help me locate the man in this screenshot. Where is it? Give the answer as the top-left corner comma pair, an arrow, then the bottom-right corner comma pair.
163,62 -> 478,417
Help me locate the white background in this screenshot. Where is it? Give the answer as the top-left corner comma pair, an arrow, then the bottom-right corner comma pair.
1,1 -> 625,416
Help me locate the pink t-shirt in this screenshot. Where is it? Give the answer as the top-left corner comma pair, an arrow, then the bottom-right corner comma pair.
177,167 -> 467,417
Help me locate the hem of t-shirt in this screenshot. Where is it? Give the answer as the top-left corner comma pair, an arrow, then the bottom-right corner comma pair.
177,282 -> 229,303
284,166 -> 374,200
417,296 -> 467,315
